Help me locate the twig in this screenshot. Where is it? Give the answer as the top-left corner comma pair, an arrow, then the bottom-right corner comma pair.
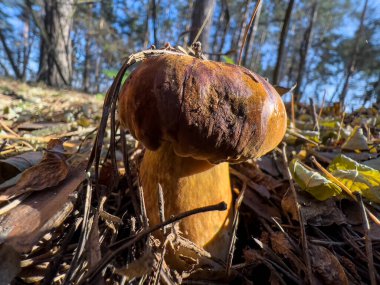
291,93 -> 296,128
0,193 -> 31,215
0,120 -> 19,137
286,129 -> 319,146
226,182 -> 246,275
317,90 -> 326,120
310,156 -> 380,225
282,144 -> 314,285
335,112 -> 346,146
62,175 -> 93,285
309,98 -> 320,133
191,6 -> 214,47
356,193 -> 377,285
238,0 -> 262,65
81,202 -> 227,284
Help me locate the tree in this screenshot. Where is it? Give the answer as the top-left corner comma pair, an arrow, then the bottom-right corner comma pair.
188,0 -> 216,53
26,0 -> 74,87
339,0 -> 368,105
294,1 -> 318,102
272,0 -> 294,85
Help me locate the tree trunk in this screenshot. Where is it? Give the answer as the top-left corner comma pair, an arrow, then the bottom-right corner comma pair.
83,4 -> 93,93
29,0 -> 74,86
273,0 -> 294,85
0,30 -> 22,79
216,0 -> 230,61
339,0 -> 368,105
294,1 -> 318,102
188,0 -> 216,53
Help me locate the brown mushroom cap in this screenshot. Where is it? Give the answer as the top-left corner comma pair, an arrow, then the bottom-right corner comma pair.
119,54 -> 287,163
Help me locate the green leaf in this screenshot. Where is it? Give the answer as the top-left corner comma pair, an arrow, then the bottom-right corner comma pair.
102,69 -> 131,84
290,159 -> 341,201
222,56 -> 235,64
328,155 -> 380,203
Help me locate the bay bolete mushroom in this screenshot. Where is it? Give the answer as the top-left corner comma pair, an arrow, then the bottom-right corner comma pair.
118,53 -> 287,268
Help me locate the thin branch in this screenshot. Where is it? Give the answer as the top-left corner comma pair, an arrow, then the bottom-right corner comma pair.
238,0 -> 262,66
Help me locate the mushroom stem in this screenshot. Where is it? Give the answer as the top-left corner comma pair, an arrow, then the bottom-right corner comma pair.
140,141 -> 232,264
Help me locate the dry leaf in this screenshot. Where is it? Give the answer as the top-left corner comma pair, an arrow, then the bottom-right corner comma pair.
0,139 -> 68,201
114,251 -> 154,281
310,245 -> 348,285
0,162 -> 85,252
281,190 -> 346,226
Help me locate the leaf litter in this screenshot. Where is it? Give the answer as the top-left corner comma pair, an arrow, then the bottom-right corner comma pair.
0,49 -> 379,284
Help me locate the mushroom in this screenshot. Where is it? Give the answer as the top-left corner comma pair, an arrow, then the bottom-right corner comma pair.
118,53 -> 287,268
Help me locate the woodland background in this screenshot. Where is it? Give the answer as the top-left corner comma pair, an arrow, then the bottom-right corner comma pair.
0,0 -> 379,108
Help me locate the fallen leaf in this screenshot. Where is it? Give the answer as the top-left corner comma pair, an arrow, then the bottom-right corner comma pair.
281,190 -> 346,226
0,139 -> 69,201
290,159 -> 341,201
114,251 -> 154,281
0,162 -> 85,252
329,154 -> 380,203
341,126 -> 369,151
310,245 -> 348,285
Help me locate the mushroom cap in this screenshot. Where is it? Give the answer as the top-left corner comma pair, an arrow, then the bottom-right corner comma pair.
119,54 -> 287,163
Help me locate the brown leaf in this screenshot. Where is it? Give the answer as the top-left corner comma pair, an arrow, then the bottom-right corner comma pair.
310,245 -> 348,285
0,162 -> 85,252
281,190 -> 346,226
270,232 -> 292,256
0,139 -> 68,201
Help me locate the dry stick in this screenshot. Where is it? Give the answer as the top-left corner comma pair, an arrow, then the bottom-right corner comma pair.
317,90 -> 326,120
286,129 -> 319,146
291,93 -> 296,129
282,144 -> 314,285
0,120 -> 19,137
191,5 -> 214,47
153,183 -> 167,285
0,193 -> 31,215
81,202 -> 227,285
309,98 -> 320,133
356,193 -> 377,285
238,0 -> 262,66
310,156 -> 380,225
226,182 -> 247,275
334,112 -> 346,146
62,176 -> 93,285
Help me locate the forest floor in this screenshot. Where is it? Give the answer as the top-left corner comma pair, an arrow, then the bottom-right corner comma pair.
0,78 -> 379,285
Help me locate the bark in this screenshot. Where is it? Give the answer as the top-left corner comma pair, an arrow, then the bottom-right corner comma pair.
188,0 -> 216,53
27,0 -> 74,87
339,0 -> 368,105
294,1 -> 318,102
273,0 -> 295,85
